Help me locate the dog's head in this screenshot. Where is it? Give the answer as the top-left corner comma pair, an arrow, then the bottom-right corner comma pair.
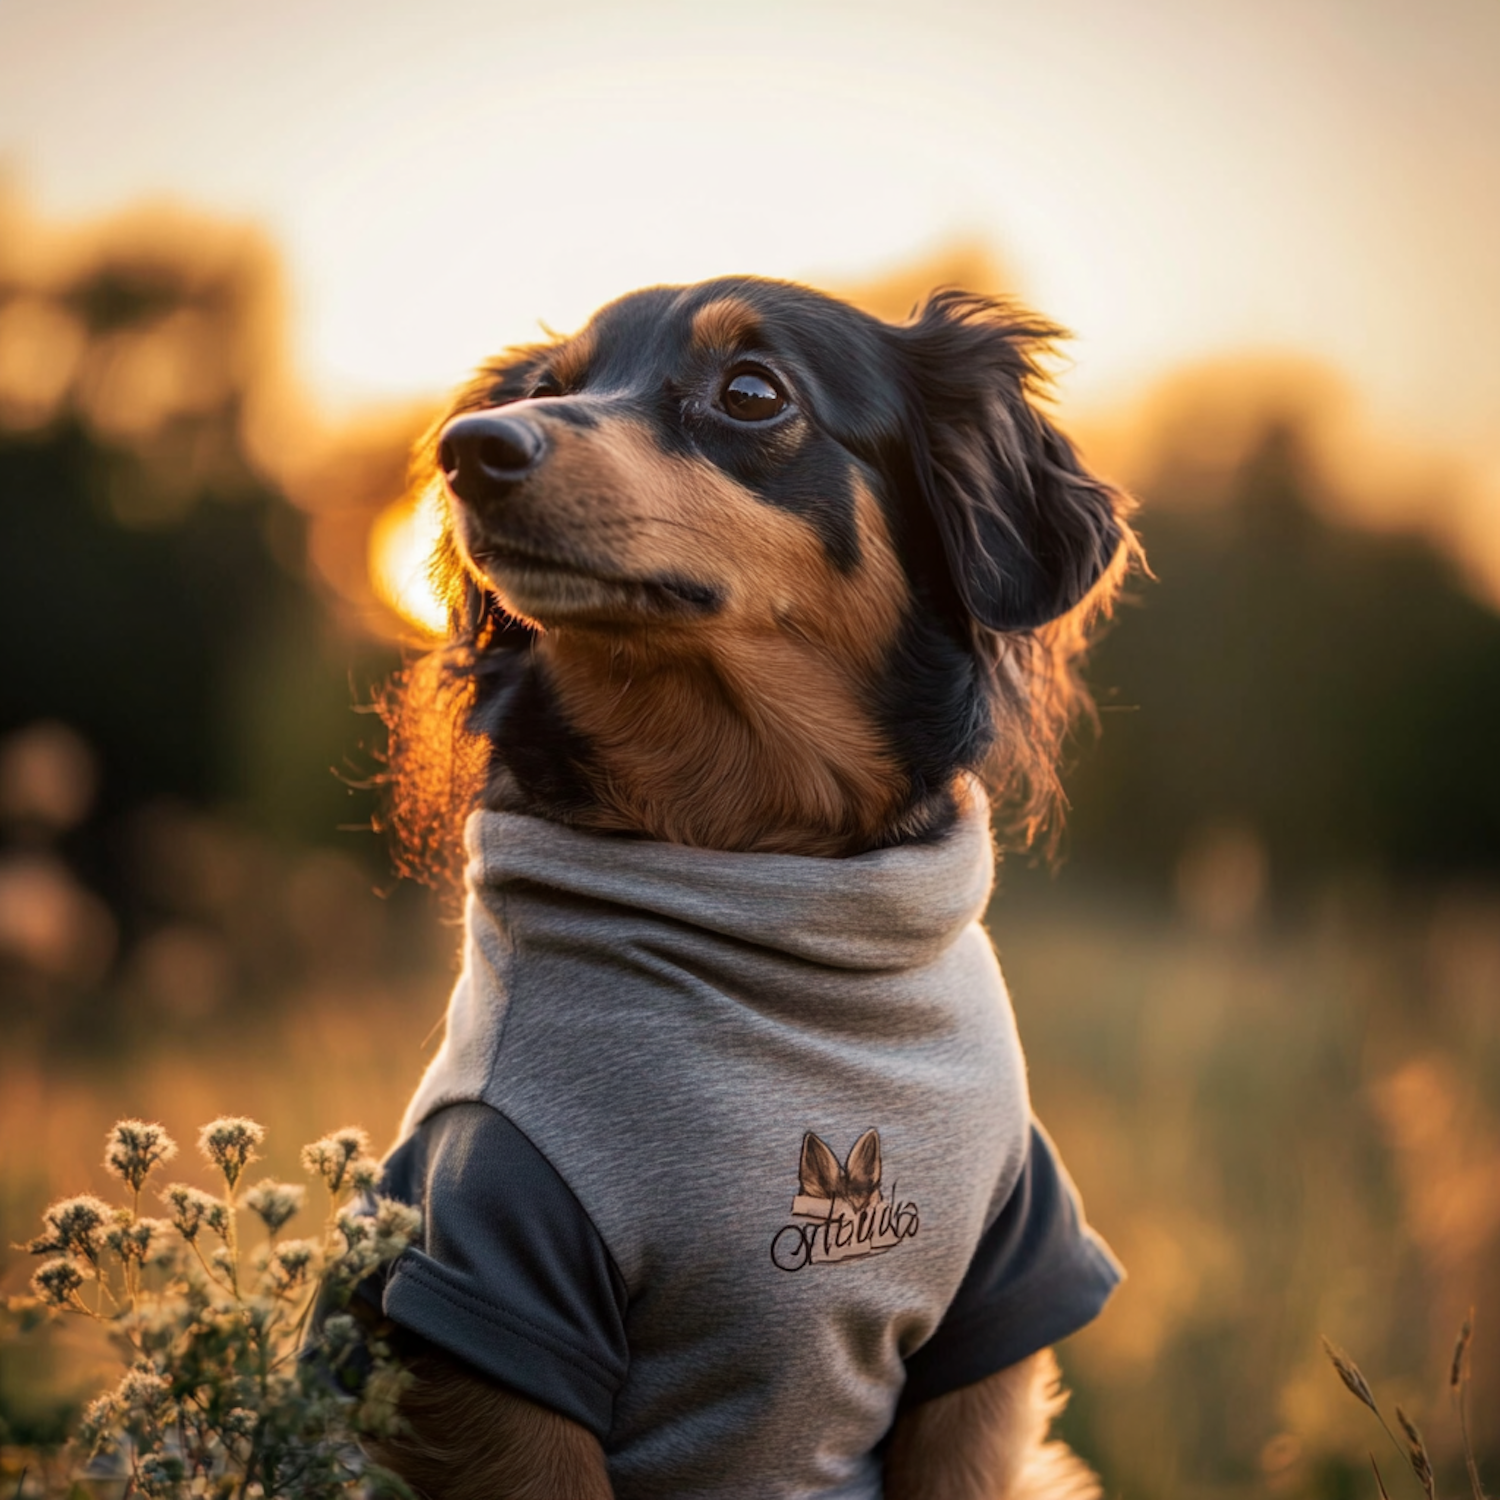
387,277 -> 1136,871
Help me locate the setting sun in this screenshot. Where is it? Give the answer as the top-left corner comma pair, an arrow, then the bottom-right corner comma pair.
369,483 -> 448,637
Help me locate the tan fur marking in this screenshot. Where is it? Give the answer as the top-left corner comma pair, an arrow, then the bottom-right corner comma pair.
366,1335 -> 613,1500
884,1351 -> 1101,1500
689,297 -> 764,356
466,416 -> 911,854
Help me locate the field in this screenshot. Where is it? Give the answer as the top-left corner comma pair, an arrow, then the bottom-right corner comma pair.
2,190 -> 1497,1500
4,869 -> 1496,1499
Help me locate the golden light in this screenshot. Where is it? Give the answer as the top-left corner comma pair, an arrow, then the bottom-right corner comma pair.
8,3 -> 1496,620
369,484 -> 448,638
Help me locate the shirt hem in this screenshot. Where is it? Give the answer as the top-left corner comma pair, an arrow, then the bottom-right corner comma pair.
384,1254 -> 623,1438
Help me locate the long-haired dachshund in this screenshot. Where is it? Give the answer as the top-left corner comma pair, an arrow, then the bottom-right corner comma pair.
369,277 -> 1137,1500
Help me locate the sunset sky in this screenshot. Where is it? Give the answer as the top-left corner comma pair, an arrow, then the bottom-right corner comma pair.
2,0 -> 1497,502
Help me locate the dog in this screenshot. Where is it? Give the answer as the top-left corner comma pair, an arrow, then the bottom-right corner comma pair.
368,276 -> 1136,1500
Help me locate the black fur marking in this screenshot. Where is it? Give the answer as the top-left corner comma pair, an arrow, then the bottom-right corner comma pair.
689,419 -> 862,574
652,575 -> 724,611
873,574 -> 994,812
468,645 -> 601,820
535,401 -> 601,431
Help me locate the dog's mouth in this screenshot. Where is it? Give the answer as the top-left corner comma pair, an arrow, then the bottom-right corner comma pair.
467,539 -> 722,623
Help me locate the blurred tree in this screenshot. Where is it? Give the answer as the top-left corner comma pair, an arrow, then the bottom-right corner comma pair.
0,202 -> 399,1009
6,206 -> 1500,988
1064,418 -> 1500,894
4,423 -> 318,816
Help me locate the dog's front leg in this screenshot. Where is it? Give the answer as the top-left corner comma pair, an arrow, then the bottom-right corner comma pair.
883,1350 -> 1099,1500
368,1341 -> 613,1500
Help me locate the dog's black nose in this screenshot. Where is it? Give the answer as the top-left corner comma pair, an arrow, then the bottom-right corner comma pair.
438,412 -> 546,503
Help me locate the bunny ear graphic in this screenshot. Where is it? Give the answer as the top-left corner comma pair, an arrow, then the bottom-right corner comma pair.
843,1129 -> 882,1212
799,1133 -> 844,1200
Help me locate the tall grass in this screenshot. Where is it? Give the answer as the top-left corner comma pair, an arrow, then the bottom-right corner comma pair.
4,879 -> 1498,1497
1323,1313 -> 1488,1499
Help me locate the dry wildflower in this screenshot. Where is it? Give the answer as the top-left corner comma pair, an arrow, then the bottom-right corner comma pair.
136,1452 -> 186,1496
116,1365 -> 172,1414
223,1407 -> 259,1438
105,1215 -> 171,1264
161,1182 -> 229,1241
22,1226 -> 61,1256
359,1361 -> 416,1437
29,1194 -> 111,1262
17,1112 -> 411,1498
104,1119 -> 178,1193
319,1312 -> 358,1359
31,1255 -> 89,1307
79,1391 -> 117,1450
336,1209 -> 374,1251
1321,1337 -> 1380,1416
373,1197 -> 422,1252
332,1197 -> 421,1284
349,1156 -> 382,1194
197,1116 -> 265,1189
242,1297 -> 278,1339
123,1300 -> 185,1357
243,1178 -> 306,1234
269,1237 -> 318,1290
301,1127 -> 372,1193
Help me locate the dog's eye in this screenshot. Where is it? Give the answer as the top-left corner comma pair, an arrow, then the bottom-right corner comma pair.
719,370 -> 787,422
530,376 -> 562,399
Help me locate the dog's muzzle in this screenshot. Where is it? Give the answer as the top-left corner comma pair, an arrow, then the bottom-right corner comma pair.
439,413 -> 547,507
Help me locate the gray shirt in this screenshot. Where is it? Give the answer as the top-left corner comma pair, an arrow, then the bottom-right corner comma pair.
384,794 -> 1120,1499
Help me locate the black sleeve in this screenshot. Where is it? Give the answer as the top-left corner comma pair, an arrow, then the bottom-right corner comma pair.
899,1120 -> 1123,1410
379,1101 -> 629,1440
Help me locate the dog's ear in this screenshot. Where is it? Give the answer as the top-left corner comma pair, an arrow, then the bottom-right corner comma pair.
842,1129 -> 882,1211
890,292 -> 1124,632
799,1133 -> 845,1200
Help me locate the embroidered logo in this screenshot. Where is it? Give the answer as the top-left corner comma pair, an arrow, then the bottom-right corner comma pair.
769,1128 -> 920,1272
